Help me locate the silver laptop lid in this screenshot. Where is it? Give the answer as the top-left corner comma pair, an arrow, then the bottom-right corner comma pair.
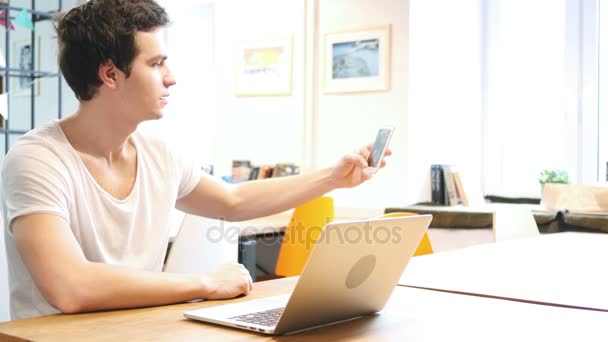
273,215 -> 431,334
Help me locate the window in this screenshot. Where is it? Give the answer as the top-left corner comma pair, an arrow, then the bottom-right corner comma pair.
598,0 -> 608,182
482,0 -> 598,197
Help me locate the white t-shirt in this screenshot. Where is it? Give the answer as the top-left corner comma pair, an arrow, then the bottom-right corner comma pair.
1,121 -> 201,320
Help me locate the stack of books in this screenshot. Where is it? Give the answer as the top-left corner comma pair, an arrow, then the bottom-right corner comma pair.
248,163 -> 300,180
431,164 -> 469,206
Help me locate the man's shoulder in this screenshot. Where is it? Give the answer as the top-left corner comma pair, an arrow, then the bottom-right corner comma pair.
134,128 -> 176,159
9,121 -> 64,149
3,122 -> 69,170
135,128 -> 166,147
133,129 -> 196,177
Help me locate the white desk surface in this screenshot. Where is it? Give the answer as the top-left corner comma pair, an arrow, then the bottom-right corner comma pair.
399,232 -> 608,311
378,285 -> 607,342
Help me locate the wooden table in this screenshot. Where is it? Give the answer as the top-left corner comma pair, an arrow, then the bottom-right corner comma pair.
1,276 -> 606,341
399,232 -> 608,311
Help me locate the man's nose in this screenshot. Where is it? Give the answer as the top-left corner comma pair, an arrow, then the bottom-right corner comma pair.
164,65 -> 176,87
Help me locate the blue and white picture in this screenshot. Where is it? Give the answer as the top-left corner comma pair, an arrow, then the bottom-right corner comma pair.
324,26 -> 390,93
332,39 -> 379,79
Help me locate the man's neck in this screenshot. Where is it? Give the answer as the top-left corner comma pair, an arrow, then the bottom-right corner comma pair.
59,99 -> 139,160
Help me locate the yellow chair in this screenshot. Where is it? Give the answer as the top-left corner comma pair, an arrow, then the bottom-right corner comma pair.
275,196 -> 334,277
381,212 -> 434,256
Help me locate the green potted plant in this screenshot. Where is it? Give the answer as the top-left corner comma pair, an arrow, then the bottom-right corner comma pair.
539,169 -> 569,193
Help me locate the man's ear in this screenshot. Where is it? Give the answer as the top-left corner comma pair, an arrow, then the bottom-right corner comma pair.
98,60 -> 119,88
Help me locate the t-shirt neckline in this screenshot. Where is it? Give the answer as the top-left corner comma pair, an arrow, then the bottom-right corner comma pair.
52,120 -> 141,203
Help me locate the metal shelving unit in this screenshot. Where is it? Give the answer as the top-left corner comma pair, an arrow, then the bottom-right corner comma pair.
0,1 -> 63,154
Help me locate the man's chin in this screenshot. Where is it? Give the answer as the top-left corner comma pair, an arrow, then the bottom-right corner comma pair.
149,110 -> 165,120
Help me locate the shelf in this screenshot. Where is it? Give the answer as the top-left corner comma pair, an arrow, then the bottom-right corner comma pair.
0,67 -> 60,78
0,1 -> 64,154
0,128 -> 29,134
0,67 -> 59,78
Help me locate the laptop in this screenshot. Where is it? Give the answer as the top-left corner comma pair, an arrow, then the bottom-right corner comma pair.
184,214 -> 432,335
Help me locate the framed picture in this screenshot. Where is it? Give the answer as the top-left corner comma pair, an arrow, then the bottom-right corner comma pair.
234,36 -> 293,97
13,37 -> 40,96
323,25 -> 391,94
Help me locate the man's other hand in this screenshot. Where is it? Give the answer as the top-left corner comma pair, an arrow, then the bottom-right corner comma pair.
200,262 -> 253,300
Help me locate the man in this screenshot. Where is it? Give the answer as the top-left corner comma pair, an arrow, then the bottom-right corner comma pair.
1,0 -> 389,320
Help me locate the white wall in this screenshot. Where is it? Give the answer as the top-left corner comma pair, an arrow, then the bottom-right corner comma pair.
160,0 -> 407,209
317,0 -> 411,209
407,0 -> 483,203
206,0 -> 483,209
159,0 -> 395,208
482,0 -> 571,197
212,0 -> 306,177
202,0 -> 414,209
600,1 -> 608,179
318,0 -> 484,208
140,1 -> 217,168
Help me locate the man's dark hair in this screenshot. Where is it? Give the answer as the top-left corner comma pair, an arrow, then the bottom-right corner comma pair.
55,0 -> 169,101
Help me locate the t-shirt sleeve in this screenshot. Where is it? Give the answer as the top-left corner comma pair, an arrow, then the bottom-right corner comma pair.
171,147 -> 202,199
1,144 -> 71,234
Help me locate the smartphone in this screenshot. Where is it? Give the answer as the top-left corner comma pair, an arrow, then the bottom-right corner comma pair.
364,127 -> 395,174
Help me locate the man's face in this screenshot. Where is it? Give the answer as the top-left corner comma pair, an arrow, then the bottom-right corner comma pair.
118,28 -> 176,122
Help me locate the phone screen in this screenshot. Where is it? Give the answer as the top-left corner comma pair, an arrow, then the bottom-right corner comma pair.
367,128 -> 393,168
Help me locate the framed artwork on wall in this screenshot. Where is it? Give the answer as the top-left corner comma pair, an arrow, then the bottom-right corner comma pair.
12,36 -> 40,97
323,25 -> 391,94
234,36 -> 293,97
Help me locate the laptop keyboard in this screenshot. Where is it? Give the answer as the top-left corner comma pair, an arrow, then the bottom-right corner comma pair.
230,307 -> 284,326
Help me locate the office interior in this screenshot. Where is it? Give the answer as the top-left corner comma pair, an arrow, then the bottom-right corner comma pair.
0,0 -> 606,332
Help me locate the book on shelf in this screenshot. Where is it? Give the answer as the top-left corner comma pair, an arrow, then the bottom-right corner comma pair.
451,167 -> 469,206
441,165 -> 459,206
431,164 -> 446,205
274,163 -> 300,177
248,167 -> 260,180
257,165 -> 272,179
245,162 -> 300,181
232,160 -> 252,182
430,164 -> 471,206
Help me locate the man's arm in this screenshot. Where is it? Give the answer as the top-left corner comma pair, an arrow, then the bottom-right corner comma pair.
13,213 -> 252,314
177,144 -> 390,221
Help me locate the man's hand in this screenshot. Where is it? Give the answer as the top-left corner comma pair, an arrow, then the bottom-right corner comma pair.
200,262 -> 253,300
331,144 -> 392,188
